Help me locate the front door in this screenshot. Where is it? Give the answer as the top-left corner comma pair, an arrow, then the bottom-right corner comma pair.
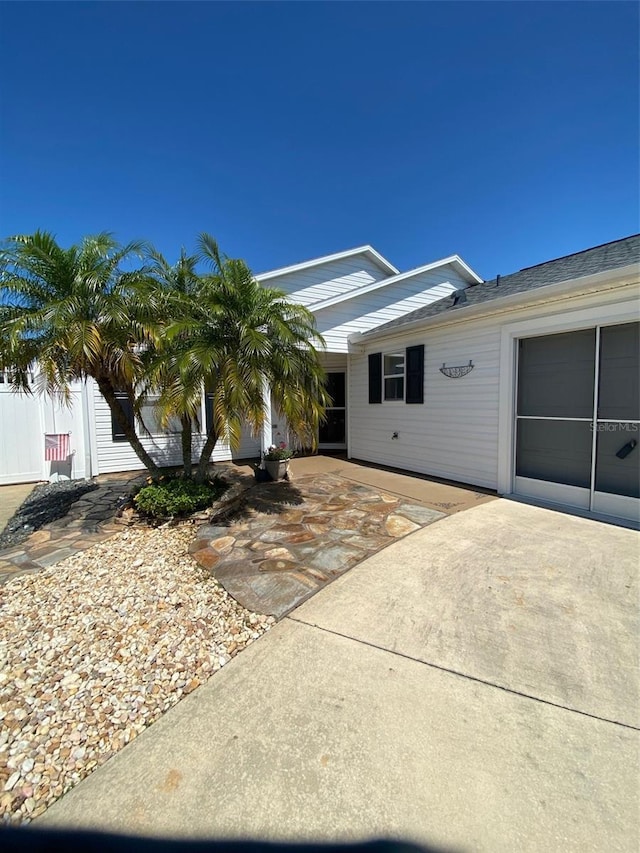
319,372 -> 346,450
514,323 -> 639,522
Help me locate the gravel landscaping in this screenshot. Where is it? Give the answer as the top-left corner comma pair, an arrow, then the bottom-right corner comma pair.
0,523 -> 273,825
0,480 -> 99,551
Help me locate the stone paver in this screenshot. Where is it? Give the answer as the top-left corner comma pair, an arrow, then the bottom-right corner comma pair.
0,472 -> 145,585
190,473 -> 445,617
0,457 -> 486,592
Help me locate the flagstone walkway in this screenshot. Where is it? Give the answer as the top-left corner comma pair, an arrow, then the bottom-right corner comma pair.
0,473 -> 145,585
0,458 -> 491,601
189,473 -> 446,617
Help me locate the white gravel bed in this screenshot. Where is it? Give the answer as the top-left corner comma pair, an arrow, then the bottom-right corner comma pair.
0,523 -> 274,825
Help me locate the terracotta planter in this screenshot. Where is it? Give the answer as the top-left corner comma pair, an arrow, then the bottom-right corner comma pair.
264,459 -> 290,481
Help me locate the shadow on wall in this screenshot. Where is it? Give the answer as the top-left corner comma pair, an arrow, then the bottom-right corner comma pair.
48,455 -> 74,482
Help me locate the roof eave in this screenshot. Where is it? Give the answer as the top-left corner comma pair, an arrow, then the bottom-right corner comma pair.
255,245 -> 399,281
350,263 -> 640,347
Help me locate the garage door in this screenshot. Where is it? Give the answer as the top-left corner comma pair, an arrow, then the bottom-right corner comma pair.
514,322 -> 639,523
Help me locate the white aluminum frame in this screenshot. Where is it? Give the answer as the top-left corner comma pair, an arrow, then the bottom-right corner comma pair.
497,299 -> 640,524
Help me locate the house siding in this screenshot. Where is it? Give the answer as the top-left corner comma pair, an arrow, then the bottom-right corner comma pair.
257,256 -> 391,306
91,382 -> 261,475
348,280 -> 640,491
349,323 -> 501,488
315,267 -> 471,352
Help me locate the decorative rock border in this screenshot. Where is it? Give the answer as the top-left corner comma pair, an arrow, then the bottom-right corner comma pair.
0,474 -> 145,586
0,465 -> 253,586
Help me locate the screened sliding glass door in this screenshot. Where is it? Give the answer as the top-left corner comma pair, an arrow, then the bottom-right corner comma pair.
515,329 -> 595,509
514,323 -> 639,522
592,323 -> 640,519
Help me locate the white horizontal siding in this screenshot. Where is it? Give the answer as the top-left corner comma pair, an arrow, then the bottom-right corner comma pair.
349,321 -> 501,489
315,267 -> 470,352
347,279 -> 640,491
320,353 -> 348,371
260,256 -> 391,306
92,384 -> 260,475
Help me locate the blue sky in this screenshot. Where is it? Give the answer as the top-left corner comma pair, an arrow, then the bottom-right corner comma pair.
0,1 -> 637,280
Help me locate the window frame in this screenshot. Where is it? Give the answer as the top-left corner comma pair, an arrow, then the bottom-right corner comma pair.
382,351 -> 405,402
137,395 -> 183,438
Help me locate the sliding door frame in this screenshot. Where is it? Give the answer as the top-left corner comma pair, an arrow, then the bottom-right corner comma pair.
497,297 -> 639,523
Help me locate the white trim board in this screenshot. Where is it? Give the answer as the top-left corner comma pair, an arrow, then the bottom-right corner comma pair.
255,246 -> 399,281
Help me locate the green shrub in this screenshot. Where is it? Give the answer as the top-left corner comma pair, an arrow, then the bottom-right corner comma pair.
133,477 -> 227,519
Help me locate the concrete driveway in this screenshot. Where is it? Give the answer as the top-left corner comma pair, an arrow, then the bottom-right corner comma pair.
42,499 -> 640,852
0,482 -> 36,533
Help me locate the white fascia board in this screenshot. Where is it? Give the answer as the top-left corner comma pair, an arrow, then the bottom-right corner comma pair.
310,255 -> 483,313
254,246 -> 399,282
349,263 -> 640,349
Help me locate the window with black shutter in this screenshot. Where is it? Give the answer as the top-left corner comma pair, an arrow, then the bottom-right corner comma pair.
111,392 -> 135,442
368,353 -> 382,404
405,344 -> 424,404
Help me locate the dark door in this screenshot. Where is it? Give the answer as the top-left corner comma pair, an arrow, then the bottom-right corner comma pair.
319,372 -> 346,447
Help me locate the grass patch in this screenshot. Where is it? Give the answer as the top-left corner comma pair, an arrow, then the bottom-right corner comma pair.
133,477 -> 227,519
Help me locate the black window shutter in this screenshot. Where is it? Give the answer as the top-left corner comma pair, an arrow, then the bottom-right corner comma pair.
205,392 -> 214,435
368,353 -> 382,404
405,345 -> 424,404
111,392 -> 135,442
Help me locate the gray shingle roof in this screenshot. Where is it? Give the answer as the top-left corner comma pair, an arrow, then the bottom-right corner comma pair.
365,234 -> 640,337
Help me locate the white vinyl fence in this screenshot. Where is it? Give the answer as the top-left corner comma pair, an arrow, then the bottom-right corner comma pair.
0,373 -> 89,485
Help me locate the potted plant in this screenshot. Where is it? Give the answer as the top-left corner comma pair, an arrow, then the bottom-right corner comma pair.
263,443 -> 293,481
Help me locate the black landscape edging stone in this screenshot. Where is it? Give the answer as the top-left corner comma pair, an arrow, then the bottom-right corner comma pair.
0,480 -> 99,551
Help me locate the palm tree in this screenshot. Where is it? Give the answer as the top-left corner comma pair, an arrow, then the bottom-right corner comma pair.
0,230 -> 163,477
139,247 -> 205,478
163,234 -> 329,483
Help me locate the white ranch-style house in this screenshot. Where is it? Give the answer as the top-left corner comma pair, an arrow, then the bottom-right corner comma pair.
1,235 -> 638,525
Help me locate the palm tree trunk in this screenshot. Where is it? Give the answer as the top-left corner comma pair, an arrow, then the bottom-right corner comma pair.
195,429 -> 218,483
96,378 -> 162,479
181,416 -> 192,478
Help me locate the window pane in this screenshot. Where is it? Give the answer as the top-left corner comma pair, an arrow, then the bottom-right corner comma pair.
384,377 -> 404,401
595,423 -> 640,498
516,419 -> 592,488
140,403 -> 162,434
140,399 -> 181,435
383,353 -> 404,376
517,329 -> 595,419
